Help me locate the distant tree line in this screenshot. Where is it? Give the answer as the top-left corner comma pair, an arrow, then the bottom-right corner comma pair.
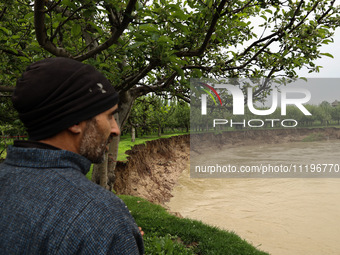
191,100 -> 340,131
123,95 -> 190,137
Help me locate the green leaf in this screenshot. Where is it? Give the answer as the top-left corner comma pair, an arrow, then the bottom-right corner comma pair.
0,27 -> 10,35
62,0 -> 76,9
135,0 -> 143,10
88,21 -> 103,35
129,41 -> 146,49
158,35 -> 172,44
320,52 -> 334,58
24,12 -> 34,20
151,33 -> 159,41
71,24 -> 82,37
321,39 -> 333,45
139,24 -> 159,32
173,65 -> 184,79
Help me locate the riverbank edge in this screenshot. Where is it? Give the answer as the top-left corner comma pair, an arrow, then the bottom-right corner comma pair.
114,127 -> 340,204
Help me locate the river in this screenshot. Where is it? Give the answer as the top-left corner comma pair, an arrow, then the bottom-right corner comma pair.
166,140 -> 340,255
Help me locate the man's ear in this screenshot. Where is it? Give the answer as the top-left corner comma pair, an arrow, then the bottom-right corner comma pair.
68,122 -> 85,134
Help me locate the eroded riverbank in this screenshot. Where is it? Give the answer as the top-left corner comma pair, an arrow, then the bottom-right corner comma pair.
115,127 -> 340,255
114,127 -> 340,203
114,135 -> 190,204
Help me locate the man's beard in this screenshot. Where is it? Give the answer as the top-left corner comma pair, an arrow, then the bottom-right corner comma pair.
79,118 -> 110,164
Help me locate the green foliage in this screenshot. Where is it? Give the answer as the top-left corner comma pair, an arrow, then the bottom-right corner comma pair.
120,195 -> 268,255
144,234 -> 195,255
302,133 -> 327,142
127,95 -> 190,136
1,1 -> 339,87
1,0 -> 339,133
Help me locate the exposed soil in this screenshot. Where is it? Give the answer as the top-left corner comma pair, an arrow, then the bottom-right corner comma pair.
114,128 -> 340,204
114,135 -> 190,204
191,127 -> 340,156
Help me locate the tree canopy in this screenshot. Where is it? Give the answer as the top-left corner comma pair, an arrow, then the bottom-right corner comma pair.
1,0 -> 339,128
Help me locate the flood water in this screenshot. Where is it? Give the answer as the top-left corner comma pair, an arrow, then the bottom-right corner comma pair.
166,140 -> 340,255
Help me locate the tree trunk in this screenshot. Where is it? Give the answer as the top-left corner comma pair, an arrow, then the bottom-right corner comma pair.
131,126 -> 135,142
92,158 -> 109,190
107,113 -> 120,190
99,154 -> 109,189
94,90 -> 136,189
119,90 -> 136,129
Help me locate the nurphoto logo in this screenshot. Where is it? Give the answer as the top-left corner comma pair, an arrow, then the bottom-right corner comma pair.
190,78 -> 340,179
192,78 -> 312,128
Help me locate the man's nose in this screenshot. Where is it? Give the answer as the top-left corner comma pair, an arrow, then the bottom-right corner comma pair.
111,118 -> 121,136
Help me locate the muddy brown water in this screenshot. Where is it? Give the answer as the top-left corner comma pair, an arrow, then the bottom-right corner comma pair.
167,140 -> 340,255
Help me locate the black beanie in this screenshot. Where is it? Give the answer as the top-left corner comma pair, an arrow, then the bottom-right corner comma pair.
12,57 -> 119,141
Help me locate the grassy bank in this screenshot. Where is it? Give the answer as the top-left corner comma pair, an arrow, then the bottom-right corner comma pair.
121,195 -> 268,255
118,132 -> 189,161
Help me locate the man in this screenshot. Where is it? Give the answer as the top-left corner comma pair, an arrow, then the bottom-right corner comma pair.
0,58 -> 144,254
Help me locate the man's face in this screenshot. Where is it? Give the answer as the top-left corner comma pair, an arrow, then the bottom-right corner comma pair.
79,105 -> 120,163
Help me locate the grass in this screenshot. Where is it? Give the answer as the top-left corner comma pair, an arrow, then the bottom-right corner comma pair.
120,195 -> 268,255
0,138 -> 13,161
0,147 -> 7,159
117,132 -> 189,161
85,132 -> 188,180
301,132 -> 327,142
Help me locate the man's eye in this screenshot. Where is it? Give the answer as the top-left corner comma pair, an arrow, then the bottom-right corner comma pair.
109,112 -> 118,121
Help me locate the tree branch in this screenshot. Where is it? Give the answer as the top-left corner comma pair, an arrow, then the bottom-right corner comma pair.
182,65 -> 213,71
175,0 -> 228,57
222,0 -> 317,71
34,0 -> 71,57
44,0 -> 62,13
117,60 -> 158,92
0,86 -> 15,93
132,71 -> 178,98
74,0 -> 137,61
0,6 -> 7,21
316,0 -> 336,24
45,0 -> 72,16
50,5 -> 86,42
0,48 -> 26,57
221,0 -> 253,16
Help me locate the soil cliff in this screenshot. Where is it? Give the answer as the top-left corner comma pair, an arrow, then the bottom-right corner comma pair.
114,135 -> 190,204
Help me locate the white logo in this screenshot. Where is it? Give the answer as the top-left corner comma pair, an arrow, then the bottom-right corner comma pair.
96,83 -> 107,93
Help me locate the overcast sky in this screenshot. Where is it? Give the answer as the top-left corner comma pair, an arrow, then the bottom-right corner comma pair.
293,28 -> 340,105
296,28 -> 340,78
